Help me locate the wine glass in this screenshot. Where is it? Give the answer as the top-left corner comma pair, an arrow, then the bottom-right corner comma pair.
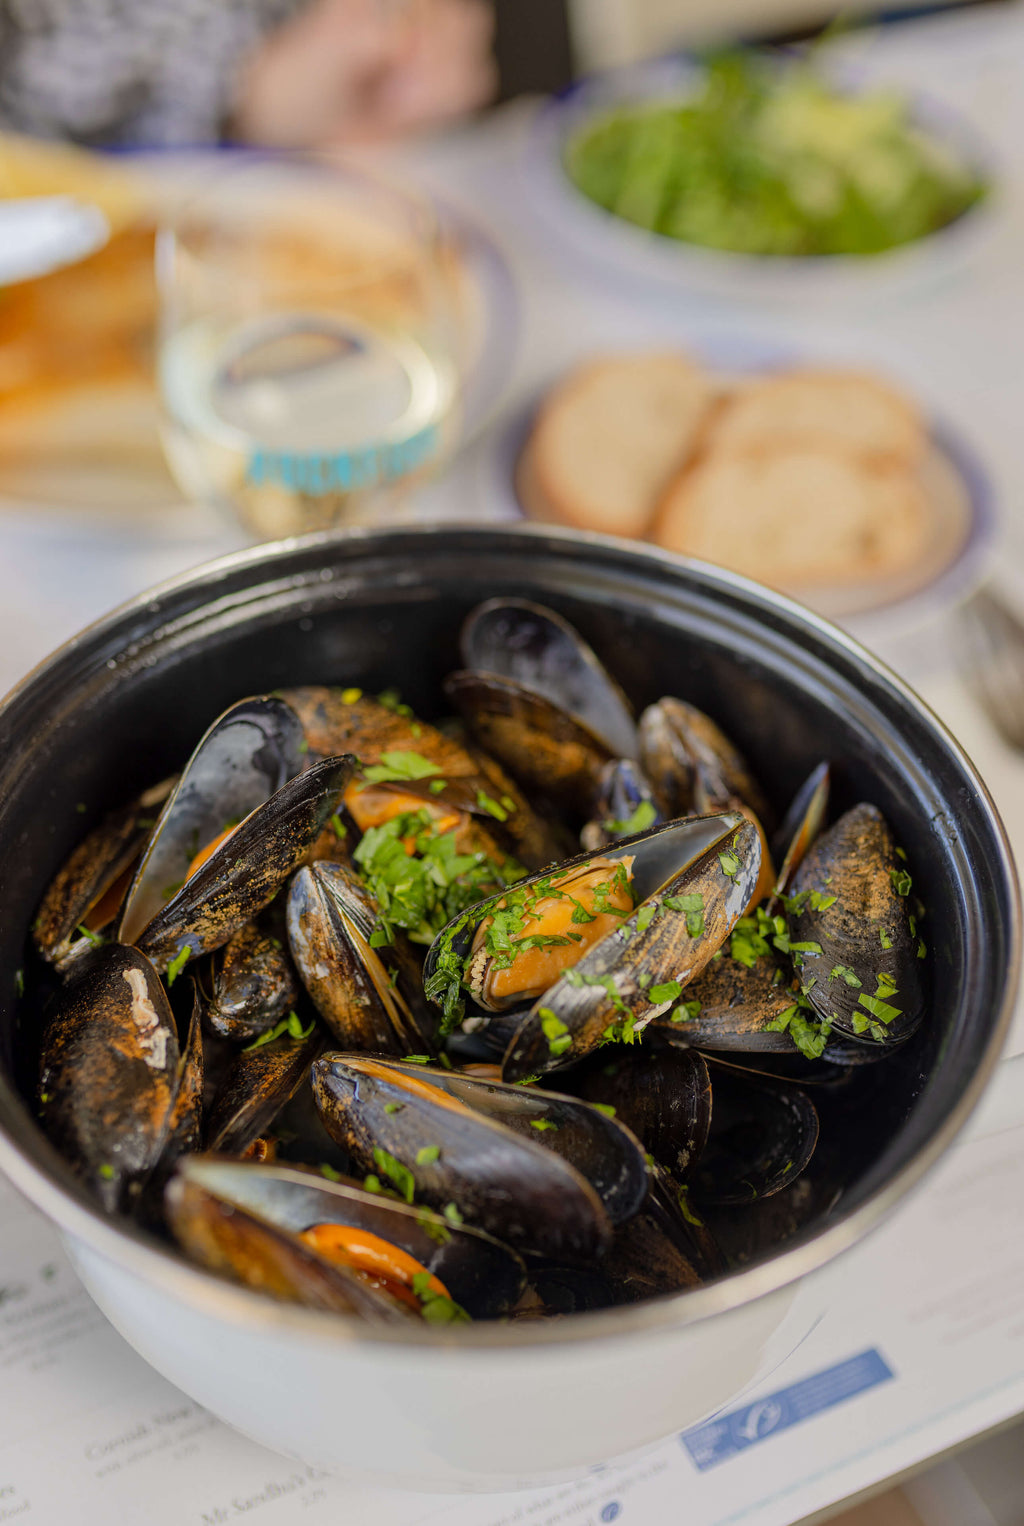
157,155 -> 460,540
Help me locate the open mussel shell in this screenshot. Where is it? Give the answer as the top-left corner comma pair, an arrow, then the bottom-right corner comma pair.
120,696 -> 306,947
33,778 -> 176,972
205,1023 -> 323,1156
567,1046 -> 711,1183
133,755 -> 356,975
207,920 -> 299,1043
165,1161 -> 414,1321
691,1060 -> 819,1207
37,944 -> 180,1212
287,861 -> 434,1056
311,1055 -> 627,1261
649,949 -> 800,1054
458,599 -> 639,761
788,804 -> 925,1049
638,697 -> 773,828
500,815 -> 761,1081
770,762 -> 830,904
279,687 -> 558,870
159,983 -> 205,1167
172,1158 -> 525,1319
581,759 -> 663,852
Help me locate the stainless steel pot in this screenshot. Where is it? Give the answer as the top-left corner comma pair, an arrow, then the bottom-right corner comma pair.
0,525 -> 1018,1491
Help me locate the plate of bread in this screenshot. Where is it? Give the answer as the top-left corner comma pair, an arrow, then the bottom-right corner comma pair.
512,351 -> 993,622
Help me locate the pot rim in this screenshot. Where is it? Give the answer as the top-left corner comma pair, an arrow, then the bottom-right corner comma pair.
0,521 -> 1018,1351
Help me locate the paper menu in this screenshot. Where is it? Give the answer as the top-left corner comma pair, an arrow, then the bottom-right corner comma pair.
1,1100 -> 1023,1526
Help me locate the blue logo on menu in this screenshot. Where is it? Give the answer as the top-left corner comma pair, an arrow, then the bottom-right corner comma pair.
680,1348 -> 894,1471
600,1504 -> 621,1522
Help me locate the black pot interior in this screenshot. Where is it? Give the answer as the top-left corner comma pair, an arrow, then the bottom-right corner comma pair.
0,527 -> 1014,1276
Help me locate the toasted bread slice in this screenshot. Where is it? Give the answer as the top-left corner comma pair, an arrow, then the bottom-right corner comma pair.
523,354 -> 713,538
705,370 -> 924,467
652,447 -> 931,589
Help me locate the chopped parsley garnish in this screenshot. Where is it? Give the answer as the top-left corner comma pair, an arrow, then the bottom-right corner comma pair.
530,1118 -> 558,1131
98,1163 -> 115,1180
879,928 -> 893,950
443,1202 -> 464,1226
361,751 -> 439,784
354,808 -> 524,951
376,688 -> 413,717
829,964 -> 861,987
330,813 -> 346,840
415,1145 -> 441,1165
340,686 -> 363,704
670,1000 -> 702,1023
917,939 -> 927,959
475,789 -> 509,821
539,1007 -> 572,1057
403,1054 -> 431,1064
372,1147 -> 415,1204
384,1102 -> 404,1114
416,1207 -> 450,1245
319,1163 -> 342,1182
719,850 -> 740,879
411,1272 -> 470,1325
297,738 -> 309,755
75,923 -> 106,949
603,799 -> 657,837
890,868 -> 913,897
663,892 -> 704,938
428,779 -> 448,795
648,979 -> 683,1005
165,945 -> 191,986
676,1185 -> 704,1227
765,992 -> 833,1059
635,901 -> 658,934
244,1011 -> 314,1050
591,1103 -> 617,1118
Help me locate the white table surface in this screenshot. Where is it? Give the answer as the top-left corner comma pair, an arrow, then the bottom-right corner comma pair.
2,8 -> 1024,1522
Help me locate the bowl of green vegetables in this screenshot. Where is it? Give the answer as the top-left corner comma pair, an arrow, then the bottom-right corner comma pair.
525,49 -> 993,303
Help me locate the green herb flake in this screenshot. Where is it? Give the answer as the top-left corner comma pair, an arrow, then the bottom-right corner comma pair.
416,1145 -> 441,1165
340,686 -> 362,704
442,1202 -> 464,1226
372,1147 -> 415,1204
538,1007 -> 572,1057
363,1174 -> 383,1194
635,902 -> 658,934
603,799 -> 657,837
719,850 -> 740,879
917,939 -> 927,959
416,1207 -> 450,1245
98,1163 -> 115,1180
428,779 -> 448,795
663,892 -> 705,938
829,964 -> 861,988
475,790 -> 508,822
530,1118 -> 558,1131
857,993 -> 901,1026
591,1103 -> 617,1118
244,1011 -> 314,1050
670,1000 -> 702,1023
384,1102 -> 404,1115
165,946 -> 191,987
330,813 -> 347,841
649,979 -> 683,1005
319,1163 -> 342,1182
411,1271 -> 471,1325
890,868 -> 913,897
403,1054 -> 431,1065
361,751 -> 439,785
676,1186 -> 704,1227
879,928 -> 893,950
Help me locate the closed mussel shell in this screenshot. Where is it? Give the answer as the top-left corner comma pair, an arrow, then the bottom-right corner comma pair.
638,697 -> 773,828
205,1022 -> 323,1156
580,758 -> 663,852
310,1055 -> 617,1262
692,1059 -> 819,1207
500,815 -> 761,1082
38,943 -> 180,1211
788,804 -> 925,1049
134,755 -> 356,976
207,920 -> 299,1043
172,1158 -> 525,1319
287,861 -> 434,1055
770,762 -> 830,900
568,1045 -> 711,1183
650,948 -> 799,1054
602,1161 -> 724,1301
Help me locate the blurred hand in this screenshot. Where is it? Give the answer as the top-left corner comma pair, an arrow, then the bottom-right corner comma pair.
230,0 -> 496,148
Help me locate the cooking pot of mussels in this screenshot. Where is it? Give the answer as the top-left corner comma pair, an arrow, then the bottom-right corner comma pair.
0,524 -> 1020,1493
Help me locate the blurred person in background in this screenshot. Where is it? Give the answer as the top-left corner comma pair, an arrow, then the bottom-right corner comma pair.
0,0 -> 496,148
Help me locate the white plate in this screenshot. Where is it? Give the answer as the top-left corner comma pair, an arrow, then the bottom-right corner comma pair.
491,338 -> 995,632
0,196 -> 109,285
522,55 -> 998,308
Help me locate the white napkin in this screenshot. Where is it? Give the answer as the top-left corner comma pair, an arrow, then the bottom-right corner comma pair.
0,194 -> 109,284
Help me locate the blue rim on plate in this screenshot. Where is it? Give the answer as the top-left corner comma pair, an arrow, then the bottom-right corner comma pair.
491,346 -> 996,632
521,54 -> 999,305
